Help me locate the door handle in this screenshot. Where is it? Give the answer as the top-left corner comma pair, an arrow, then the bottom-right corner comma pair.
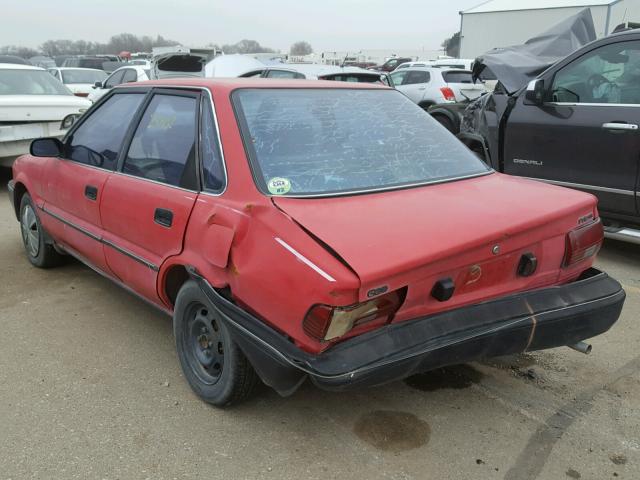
418,87 -> 426,90
602,122 -> 638,131
84,185 -> 98,201
154,208 -> 173,228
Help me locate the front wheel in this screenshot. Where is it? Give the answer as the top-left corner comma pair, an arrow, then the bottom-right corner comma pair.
173,281 -> 259,407
19,193 -> 63,268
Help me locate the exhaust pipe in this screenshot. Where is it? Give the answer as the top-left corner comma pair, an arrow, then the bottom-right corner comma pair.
568,341 -> 592,355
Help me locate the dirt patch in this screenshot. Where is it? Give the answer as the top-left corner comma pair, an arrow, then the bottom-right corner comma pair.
404,365 -> 483,392
353,410 -> 430,453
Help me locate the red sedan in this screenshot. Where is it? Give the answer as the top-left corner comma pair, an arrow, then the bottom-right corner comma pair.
8,78 -> 624,406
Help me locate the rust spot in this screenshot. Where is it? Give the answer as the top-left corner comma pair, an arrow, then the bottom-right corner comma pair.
244,203 -> 254,212
228,262 -> 239,276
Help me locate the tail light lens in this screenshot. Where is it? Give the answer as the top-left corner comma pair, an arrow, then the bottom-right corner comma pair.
440,87 -> 456,101
74,93 -> 89,97
563,218 -> 603,267
303,290 -> 404,341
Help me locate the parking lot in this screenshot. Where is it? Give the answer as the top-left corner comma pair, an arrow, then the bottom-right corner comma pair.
0,169 -> 638,480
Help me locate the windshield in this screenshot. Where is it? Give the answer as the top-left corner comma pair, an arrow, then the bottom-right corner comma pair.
0,69 -> 71,95
62,69 -> 107,84
233,88 -> 490,196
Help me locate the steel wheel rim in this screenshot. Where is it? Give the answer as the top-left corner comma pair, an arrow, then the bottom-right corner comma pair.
21,205 -> 40,258
183,303 -> 225,385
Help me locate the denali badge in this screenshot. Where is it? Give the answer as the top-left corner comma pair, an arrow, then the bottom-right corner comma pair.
513,158 -> 543,166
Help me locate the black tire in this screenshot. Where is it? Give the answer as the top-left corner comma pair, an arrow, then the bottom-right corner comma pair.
433,114 -> 456,134
173,280 -> 259,407
19,193 -> 63,268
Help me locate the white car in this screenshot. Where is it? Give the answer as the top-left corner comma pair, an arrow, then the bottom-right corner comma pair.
47,67 -> 108,98
87,65 -> 150,103
389,67 -> 487,108
0,63 -> 90,166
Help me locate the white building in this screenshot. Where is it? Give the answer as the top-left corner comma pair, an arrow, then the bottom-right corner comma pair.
459,0 -> 640,59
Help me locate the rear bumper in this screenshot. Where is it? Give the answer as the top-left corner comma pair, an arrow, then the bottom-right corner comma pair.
189,267 -> 625,396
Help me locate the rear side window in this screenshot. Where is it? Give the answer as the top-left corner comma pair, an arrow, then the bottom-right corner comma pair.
442,71 -> 473,84
200,99 -> 225,192
123,94 -> 198,188
67,93 -> 145,169
404,71 -> 430,84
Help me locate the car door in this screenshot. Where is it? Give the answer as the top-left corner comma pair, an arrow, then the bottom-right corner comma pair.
395,70 -> 430,104
40,91 -> 147,273
100,89 -> 200,304
504,39 -> 640,217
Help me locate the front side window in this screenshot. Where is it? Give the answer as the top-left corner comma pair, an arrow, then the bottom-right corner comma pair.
233,88 -> 490,196
0,69 -> 70,95
105,70 -> 125,88
551,40 -> 640,104
121,69 -> 138,83
67,93 -> 145,169
266,70 -> 305,79
123,94 -> 198,188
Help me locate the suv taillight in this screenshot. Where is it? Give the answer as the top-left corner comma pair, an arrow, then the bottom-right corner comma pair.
563,218 -> 603,267
303,290 -> 404,341
440,87 -> 456,101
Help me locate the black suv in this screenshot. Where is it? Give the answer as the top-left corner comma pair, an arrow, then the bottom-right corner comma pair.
456,30 -> 640,242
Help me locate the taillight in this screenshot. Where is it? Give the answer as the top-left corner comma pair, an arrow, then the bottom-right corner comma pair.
303,290 -> 404,341
440,87 -> 456,101
563,218 -> 603,267
74,92 -> 89,97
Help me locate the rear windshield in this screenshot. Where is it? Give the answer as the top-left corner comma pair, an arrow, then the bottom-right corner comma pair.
233,89 -> 490,196
442,71 -> 474,84
0,69 -> 71,95
62,69 -> 107,84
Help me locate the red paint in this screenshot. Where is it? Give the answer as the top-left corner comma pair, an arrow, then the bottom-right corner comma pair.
12,78 -> 602,355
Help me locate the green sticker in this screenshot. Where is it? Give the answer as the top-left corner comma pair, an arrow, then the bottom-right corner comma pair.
267,177 -> 291,195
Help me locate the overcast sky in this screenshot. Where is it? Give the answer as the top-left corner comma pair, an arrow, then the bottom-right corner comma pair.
5,0 -> 481,52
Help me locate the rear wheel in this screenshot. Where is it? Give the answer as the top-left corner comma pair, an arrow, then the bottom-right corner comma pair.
173,281 -> 259,407
19,193 -> 63,268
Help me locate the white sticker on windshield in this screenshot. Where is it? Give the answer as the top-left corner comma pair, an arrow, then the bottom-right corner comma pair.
267,177 -> 291,195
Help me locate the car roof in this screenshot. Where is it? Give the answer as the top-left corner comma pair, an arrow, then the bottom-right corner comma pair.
124,77 -> 390,93
0,63 -> 43,70
111,65 -> 148,73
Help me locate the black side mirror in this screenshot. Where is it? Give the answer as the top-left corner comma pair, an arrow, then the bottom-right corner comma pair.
524,79 -> 545,105
30,137 -> 63,157
93,81 -> 103,89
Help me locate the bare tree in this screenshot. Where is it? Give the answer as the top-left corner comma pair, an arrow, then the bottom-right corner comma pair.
222,39 -> 275,54
290,41 -> 313,56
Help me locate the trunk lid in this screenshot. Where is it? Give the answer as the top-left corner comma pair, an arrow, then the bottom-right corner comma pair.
0,95 -> 90,122
274,173 -> 597,316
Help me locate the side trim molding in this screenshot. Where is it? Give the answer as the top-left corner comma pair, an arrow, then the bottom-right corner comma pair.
520,177 -> 636,196
39,205 -> 159,272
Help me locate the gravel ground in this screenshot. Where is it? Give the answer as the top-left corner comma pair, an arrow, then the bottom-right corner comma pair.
1,168 -> 638,480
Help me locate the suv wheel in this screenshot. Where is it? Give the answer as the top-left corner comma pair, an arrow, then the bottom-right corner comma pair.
173,280 -> 259,407
19,193 -> 63,268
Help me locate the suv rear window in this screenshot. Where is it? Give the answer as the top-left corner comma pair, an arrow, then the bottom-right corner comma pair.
233,89 -> 490,196
442,71 -> 474,84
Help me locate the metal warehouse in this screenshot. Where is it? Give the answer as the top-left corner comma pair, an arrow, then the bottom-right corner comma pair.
459,0 -> 640,58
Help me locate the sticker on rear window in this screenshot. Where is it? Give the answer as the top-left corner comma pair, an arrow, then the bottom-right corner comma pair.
267,177 -> 291,195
